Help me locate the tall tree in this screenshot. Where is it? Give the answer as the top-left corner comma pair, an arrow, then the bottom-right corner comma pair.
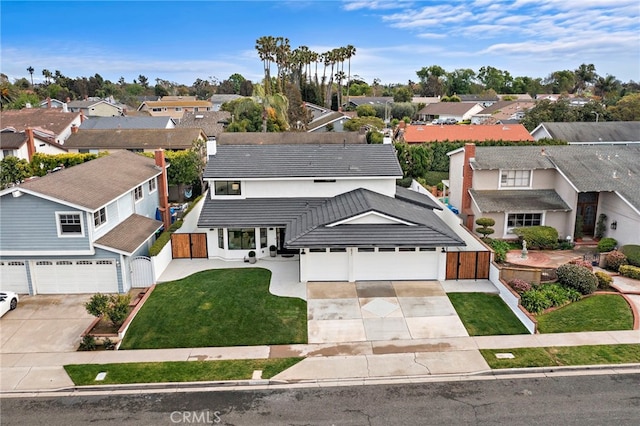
446,68 -> 475,95
345,45 -> 356,105
26,66 -> 34,86
573,63 -> 596,94
255,36 -> 277,95
595,75 -> 621,104
42,69 -> 52,85
416,65 -> 446,97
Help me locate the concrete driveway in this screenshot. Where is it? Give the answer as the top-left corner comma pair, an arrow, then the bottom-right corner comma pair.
0,294 -> 95,353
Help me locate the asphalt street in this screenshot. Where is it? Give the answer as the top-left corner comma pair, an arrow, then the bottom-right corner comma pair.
1,373 -> 639,425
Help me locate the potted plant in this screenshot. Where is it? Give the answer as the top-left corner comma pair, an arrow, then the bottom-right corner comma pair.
248,250 -> 257,264
269,245 -> 277,257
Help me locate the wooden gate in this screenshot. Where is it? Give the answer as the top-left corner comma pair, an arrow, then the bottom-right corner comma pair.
446,251 -> 490,280
171,233 -> 208,259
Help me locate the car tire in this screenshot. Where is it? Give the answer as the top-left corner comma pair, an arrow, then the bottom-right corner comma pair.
10,298 -> 17,310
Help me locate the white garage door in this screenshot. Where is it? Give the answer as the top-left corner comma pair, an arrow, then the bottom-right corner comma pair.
304,249 -> 349,281
354,249 -> 439,281
0,261 -> 30,294
32,259 -> 118,294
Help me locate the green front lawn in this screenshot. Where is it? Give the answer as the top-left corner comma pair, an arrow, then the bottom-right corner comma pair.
119,268 -> 307,349
448,293 -> 529,336
536,294 -> 634,333
481,344 -> 640,369
64,358 -> 303,385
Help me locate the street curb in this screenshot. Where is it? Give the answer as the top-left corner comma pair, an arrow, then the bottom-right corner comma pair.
2,363 -> 639,398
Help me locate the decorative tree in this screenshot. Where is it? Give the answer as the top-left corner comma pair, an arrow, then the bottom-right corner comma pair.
475,217 -> 496,241
595,213 -> 607,240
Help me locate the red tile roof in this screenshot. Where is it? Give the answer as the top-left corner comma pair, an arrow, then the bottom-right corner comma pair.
403,124 -> 534,143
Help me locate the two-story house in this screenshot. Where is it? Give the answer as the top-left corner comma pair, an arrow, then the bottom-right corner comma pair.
137,96 -> 213,120
0,150 -> 171,294
447,144 -> 640,246
196,142 -> 467,282
63,128 -> 207,154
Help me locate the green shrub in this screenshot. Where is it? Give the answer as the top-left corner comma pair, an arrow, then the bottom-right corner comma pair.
568,259 -> 593,271
620,245 -> 640,267
539,283 -> 579,306
605,250 -> 628,271
149,218 -> 184,256
475,217 -> 496,240
102,337 -> 116,350
619,265 -> 640,280
520,289 -> 553,314
79,335 -> 97,351
574,215 -> 584,240
513,226 -> 559,249
597,237 -> 617,253
595,214 -> 607,240
85,293 -> 131,328
557,240 -> 574,250
556,263 -> 598,295
594,271 -> 614,289
490,239 -> 511,263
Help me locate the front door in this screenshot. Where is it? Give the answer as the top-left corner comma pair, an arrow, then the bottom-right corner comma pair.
576,192 -> 599,236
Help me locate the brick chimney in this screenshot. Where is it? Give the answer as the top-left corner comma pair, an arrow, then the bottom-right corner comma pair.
46,97 -> 51,108
155,149 -> 171,231
462,143 -> 476,229
71,125 -> 79,134
25,128 -> 36,161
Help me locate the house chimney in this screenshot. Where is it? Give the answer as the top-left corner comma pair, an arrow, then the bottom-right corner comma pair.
71,125 -> 79,134
206,138 -> 217,157
155,149 -> 172,231
47,97 -> 51,108
25,128 -> 36,161
462,143 -> 476,229
80,111 -> 85,123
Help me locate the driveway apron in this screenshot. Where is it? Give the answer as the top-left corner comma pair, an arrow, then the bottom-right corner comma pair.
306,281 -> 469,344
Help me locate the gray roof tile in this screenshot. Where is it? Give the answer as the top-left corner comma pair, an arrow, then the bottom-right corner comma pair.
94,214 -> 162,254
538,122 -> 640,142
79,116 -> 173,130
469,189 -> 572,212
203,144 -> 402,178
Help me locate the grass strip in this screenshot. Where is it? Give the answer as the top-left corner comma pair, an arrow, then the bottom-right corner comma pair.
448,293 -> 529,336
64,357 -> 304,386
481,344 -> 640,369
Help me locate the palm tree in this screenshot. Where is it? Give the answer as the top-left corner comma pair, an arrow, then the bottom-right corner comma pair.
345,45 -> 356,105
255,36 -> 277,95
574,63 -> 596,95
595,75 -> 620,103
26,66 -> 34,86
42,69 -> 52,85
274,36 -> 290,93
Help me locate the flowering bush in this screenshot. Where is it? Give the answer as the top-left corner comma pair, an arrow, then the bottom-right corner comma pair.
556,263 -> 598,295
605,250 -> 628,272
619,265 -> 640,280
568,259 -> 594,271
508,278 -> 532,294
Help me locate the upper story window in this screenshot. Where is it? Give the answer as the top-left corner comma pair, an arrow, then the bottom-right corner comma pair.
93,208 -> 107,227
134,185 -> 143,202
57,212 -> 83,237
214,181 -> 241,196
152,108 -> 162,112
148,178 -> 157,193
175,107 -> 182,111
500,170 -> 531,188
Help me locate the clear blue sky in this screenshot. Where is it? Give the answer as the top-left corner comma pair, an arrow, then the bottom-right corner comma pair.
2,0 -> 639,87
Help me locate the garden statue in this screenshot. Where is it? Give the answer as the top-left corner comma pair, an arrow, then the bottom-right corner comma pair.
521,240 -> 528,259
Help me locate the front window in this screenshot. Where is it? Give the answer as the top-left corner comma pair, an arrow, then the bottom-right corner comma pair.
500,170 -> 531,188
148,178 -> 157,193
218,229 -> 224,249
227,228 -> 255,250
57,212 -> 83,236
93,208 -> 107,227
134,185 -> 143,201
260,228 -> 267,248
507,213 -> 542,230
214,181 -> 241,196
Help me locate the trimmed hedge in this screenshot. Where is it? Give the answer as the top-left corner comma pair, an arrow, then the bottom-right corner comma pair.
620,245 -> 640,267
597,237 -> 617,253
519,283 -> 581,314
512,226 -> 559,250
605,250 -> 628,272
619,265 -> 640,280
594,271 -> 613,289
556,263 -> 598,295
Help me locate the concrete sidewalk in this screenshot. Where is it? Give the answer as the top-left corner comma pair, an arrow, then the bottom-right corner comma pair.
2,330 -> 638,392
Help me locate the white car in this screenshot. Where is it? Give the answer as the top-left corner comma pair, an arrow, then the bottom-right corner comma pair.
0,291 -> 19,318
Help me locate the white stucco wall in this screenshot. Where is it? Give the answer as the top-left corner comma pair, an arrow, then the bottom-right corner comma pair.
448,150 -> 464,211
598,192 -> 640,247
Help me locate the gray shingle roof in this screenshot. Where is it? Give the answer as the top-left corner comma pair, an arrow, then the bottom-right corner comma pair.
94,214 -> 162,254
64,128 -> 205,150
537,122 -> 640,143
469,189 -> 572,212
203,144 -> 402,178
174,111 -> 230,137
215,132 -> 366,145
79,116 -> 174,130
472,145 -> 640,211
16,151 -> 161,210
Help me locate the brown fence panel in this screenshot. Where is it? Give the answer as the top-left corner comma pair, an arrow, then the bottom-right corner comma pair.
171,234 -> 192,259
446,251 -> 491,280
189,233 -> 208,259
446,252 -> 459,280
476,251 -> 490,279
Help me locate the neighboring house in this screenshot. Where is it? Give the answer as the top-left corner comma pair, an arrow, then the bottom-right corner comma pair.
531,122 -> 640,144
39,98 -> 67,109
458,94 -> 499,107
63,128 -> 207,154
499,94 -> 533,101
411,97 -> 441,105
174,111 -> 231,139
0,108 -> 83,145
471,101 -> 536,125
0,128 -> 67,161
343,96 -> 393,110
402,124 -> 533,144
215,132 -> 366,145
0,150 -> 171,295
196,142 -> 468,282
307,110 -> 351,132
447,144 -> 640,247
67,99 -> 123,117
79,116 -> 176,130
416,103 -> 484,123
210,94 -> 242,111
138,96 -> 213,120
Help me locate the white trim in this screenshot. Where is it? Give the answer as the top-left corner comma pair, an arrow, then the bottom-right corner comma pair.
148,177 -> 157,194
55,211 -> 85,238
503,211 -> 545,236
93,207 -> 108,229
0,249 -> 95,256
204,175 -> 402,183
498,169 -> 532,189
326,211 -> 416,227
133,185 -> 144,203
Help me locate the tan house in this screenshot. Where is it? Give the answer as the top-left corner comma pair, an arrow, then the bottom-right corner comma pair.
63,128 -> 207,154
138,96 -> 213,120
67,99 -> 123,117
447,144 -> 640,247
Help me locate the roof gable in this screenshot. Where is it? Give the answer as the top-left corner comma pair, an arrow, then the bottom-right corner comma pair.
0,109 -> 81,136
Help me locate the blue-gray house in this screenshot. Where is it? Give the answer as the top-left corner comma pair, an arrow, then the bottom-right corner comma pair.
0,150 -> 170,294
